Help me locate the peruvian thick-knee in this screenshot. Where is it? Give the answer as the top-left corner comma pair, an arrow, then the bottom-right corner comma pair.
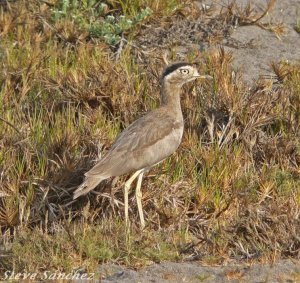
73,62 -> 211,228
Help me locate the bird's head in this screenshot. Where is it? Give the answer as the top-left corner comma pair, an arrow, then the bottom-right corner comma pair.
161,62 -> 211,87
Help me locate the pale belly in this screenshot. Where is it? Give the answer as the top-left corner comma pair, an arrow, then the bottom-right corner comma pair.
131,125 -> 184,170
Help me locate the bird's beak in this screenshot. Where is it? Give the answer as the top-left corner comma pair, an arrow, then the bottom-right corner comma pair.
194,74 -> 213,79
198,75 -> 213,79
193,70 -> 213,79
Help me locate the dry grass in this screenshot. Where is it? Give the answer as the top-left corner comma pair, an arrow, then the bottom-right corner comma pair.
0,0 -> 299,276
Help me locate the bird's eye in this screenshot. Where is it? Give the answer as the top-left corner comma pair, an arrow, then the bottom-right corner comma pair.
180,69 -> 189,75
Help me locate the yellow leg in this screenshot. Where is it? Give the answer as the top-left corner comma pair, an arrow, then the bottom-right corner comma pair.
124,169 -> 143,227
135,171 -> 145,229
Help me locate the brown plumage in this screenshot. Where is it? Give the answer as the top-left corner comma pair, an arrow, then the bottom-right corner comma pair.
73,62 -> 211,228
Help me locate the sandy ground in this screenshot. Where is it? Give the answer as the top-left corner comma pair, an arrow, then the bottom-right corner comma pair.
95,1 -> 300,282
98,260 -> 300,283
220,0 -> 300,83
135,0 -> 300,84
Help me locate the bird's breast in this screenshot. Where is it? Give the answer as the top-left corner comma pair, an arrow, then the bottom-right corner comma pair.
139,124 -> 184,168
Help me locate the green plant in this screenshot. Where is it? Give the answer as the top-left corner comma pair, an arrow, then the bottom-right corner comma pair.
51,0 -> 107,23
51,0 -> 152,45
294,20 -> 300,33
89,7 -> 152,45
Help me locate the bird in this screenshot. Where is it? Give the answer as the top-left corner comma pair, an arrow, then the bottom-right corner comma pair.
73,62 -> 211,228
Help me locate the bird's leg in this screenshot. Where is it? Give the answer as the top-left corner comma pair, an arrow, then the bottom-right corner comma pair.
124,169 -> 143,228
135,170 -> 145,229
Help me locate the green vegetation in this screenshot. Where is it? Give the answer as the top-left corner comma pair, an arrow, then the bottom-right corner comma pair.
0,0 -> 299,277
51,0 -> 153,45
295,20 -> 300,34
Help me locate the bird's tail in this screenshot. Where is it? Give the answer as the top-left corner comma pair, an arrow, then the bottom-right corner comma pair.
73,176 -> 104,199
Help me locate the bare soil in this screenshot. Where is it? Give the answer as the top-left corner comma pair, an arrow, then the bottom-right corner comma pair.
96,1 -> 300,282
222,0 -> 300,83
134,0 -> 300,84
98,260 -> 300,282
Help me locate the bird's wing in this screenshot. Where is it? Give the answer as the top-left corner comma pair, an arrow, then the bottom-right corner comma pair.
112,110 -> 181,152
86,109 -> 183,176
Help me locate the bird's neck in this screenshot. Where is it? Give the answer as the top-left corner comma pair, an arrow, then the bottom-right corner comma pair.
160,81 -> 182,116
